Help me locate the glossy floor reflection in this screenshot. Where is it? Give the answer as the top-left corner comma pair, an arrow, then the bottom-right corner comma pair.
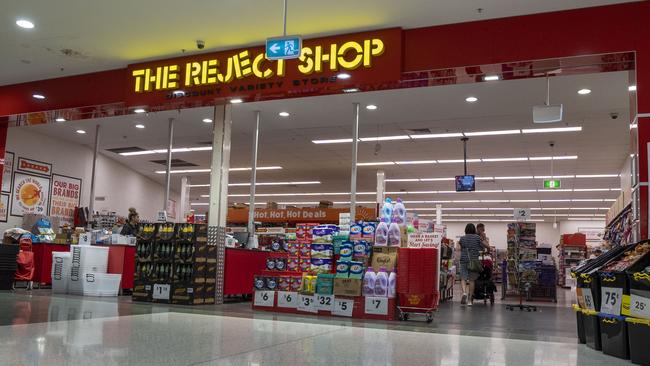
0,291 -> 625,366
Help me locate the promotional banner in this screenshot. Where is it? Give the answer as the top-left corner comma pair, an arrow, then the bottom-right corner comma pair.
16,157 -> 52,176
1,151 -> 14,193
0,193 -> 8,222
11,172 -> 51,217
49,174 -> 82,223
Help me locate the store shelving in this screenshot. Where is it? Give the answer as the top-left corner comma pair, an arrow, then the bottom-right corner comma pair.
604,203 -> 632,246
557,233 -> 587,288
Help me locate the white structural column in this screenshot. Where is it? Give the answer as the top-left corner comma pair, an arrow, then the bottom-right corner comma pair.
350,103 -> 360,221
88,124 -> 100,226
179,176 -> 190,223
247,111 -> 261,247
207,104 -> 232,305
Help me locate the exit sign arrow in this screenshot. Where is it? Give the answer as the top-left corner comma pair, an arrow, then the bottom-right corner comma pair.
543,179 -> 561,189
269,43 -> 281,54
266,35 -> 302,60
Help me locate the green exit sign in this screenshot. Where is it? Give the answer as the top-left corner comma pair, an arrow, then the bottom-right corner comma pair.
544,179 -> 561,189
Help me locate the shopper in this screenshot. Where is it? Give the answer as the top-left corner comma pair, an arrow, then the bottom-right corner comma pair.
459,223 -> 489,306
477,223 -> 490,249
120,207 -> 140,236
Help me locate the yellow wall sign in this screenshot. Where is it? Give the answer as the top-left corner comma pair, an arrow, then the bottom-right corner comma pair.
131,39 -> 385,93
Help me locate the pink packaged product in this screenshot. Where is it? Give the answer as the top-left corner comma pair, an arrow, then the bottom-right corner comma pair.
287,257 -> 300,272
277,276 -> 291,291
299,257 -> 311,272
290,276 -> 303,291
287,242 -> 300,256
299,243 -> 311,257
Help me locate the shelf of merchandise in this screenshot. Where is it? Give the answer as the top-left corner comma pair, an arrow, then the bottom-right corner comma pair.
603,204 -> 633,246
557,235 -> 587,288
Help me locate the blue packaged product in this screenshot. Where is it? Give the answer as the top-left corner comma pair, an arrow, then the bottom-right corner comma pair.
339,242 -> 354,260
254,276 -> 266,290
271,240 -> 282,251
310,244 -> 334,258
266,257 -> 276,270
362,222 -> 376,241
266,277 -> 277,290
353,241 -> 367,256
349,222 -> 363,240
349,261 -> 364,279
336,261 -> 350,278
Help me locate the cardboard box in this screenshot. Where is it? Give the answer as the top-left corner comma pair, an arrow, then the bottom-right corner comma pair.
171,284 -> 204,305
333,278 -> 362,296
371,247 -> 399,271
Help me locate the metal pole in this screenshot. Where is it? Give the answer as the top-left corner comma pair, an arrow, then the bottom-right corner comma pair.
164,118 -> 175,214
461,137 -> 469,176
350,103 -> 360,221
248,111 -> 261,246
88,124 -> 100,227
282,0 -> 288,36
376,170 -> 385,205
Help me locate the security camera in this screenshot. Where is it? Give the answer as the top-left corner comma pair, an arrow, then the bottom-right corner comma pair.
610,112 -> 619,120
196,40 -> 205,50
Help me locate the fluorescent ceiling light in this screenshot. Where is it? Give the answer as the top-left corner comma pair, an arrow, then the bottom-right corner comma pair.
482,157 -> 527,162
437,159 -> 481,163
133,108 -> 146,113
366,104 -> 378,110
483,75 -> 499,81
629,85 -> 637,91
540,199 -> 571,202
573,188 -> 610,192
474,190 -> 503,193
577,88 -> 592,95
337,73 -> 351,79
357,162 -> 394,166
395,160 -> 437,165
504,190 -> 537,193
55,117 -> 66,122
312,138 -> 354,144
156,166 -> 282,174
229,166 -> 282,171
465,96 -> 478,103
534,175 -> 575,179
522,126 -> 582,134
475,177 -> 495,180
172,90 -> 185,96
529,156 -> 578,161
278,111 -> 290,117
135,124 -> 145,129
228,181 -> 320,187
575,174 -> 619,178
510,199 -> 539,203
191,203 -> 209,206
410,133 -> 464,139
537,189 -> 572,192
359,135 -> 410,142
32,94 -> 45,99
495,176 -> 533,180
385,178 -> 419,182
343,88 -> 360,93
188,184 -> 210,188
230,98 -> 243,104
202,118 -> 213,123
16,19 -> 35,29
631,123 -> 638,129
76,130 -> 86,134
420,177 -> 455,182
464,129 -> 520,137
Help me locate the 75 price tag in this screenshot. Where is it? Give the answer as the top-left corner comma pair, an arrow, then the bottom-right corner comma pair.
630,294 -> 650,319
315,294 -> 334,311
364,296 -> 388,315
153,284 -> 170,300
600,287 -> 623,315
333,298 -> 354,317
277,291 -> 298,309
254,290 -> 275,307
298,294 -> 317,313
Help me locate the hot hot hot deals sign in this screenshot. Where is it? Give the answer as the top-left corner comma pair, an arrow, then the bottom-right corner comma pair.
49,174 -> 81,223
11,172 -> 50,217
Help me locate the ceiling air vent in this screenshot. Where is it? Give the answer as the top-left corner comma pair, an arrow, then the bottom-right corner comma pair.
405,128 -> 433,135
150,159 -> 198,167
105,146 -> 146,154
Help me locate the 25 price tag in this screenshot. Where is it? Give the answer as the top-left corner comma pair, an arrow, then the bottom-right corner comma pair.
152,284 -> 170,300
364,296 -> 388,315
583,288 -> 595,311
298,294 -> 317,313
600,287 -> 623,316
254,290 -> 275,307
315,294 -> 334,311
333,298 -> 354,317
630,294 -> 650,319
277,291 -> 298,309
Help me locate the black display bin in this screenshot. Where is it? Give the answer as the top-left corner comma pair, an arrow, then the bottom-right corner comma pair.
573,304 -> 586,344
599,313 -> 629,359
583,310 -> 602,350
626,317 -> 650,366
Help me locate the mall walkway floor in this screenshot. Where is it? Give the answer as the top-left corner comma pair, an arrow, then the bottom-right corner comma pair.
0,291 -> 627,366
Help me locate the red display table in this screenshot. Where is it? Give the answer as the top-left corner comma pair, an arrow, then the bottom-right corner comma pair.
32,243 -> 71,286
95,244 -> 136,290
224,248 -> 270,296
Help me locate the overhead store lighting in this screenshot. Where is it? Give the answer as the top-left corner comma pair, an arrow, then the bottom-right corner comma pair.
629,85 -> 637,92
228,181 -> 320,187
16,19 -> 35,29
358,135 -> 409,142
32,94 -> 45,99
120,146 -> 213,156
202,118 -> 213,123
55,117 -> 66,122
385,172 -> 618,182
230,98 -> 243,104
395,160 -> 437,165
342,88 -> 360,93
482,157 -> 528,162
465,96 -> 478,103
135,124 -> 145,129
357,161 -> 395,166
188,184 -> 210,188
337,73 -> 351,79
156,166 -> 282,174
577,88 -> 592,95
313,126 -> 582,144
133,108 -> 146,113
483,75 -> 500,81
366,104 -> 378,110
76,130 -> 86,134
278,111 -> 290,117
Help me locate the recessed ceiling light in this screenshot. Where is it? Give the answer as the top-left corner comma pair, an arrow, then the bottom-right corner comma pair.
76,130 -> 86,134
55,117 -> 66,122
483,75 -> 499,81
577,88 -> 591,95
366,104 -> 378,110
465,96 -> 478,103
172,90 -> 185,96
343,88 -> 360,93
16,19 -> 34,29
202,118 -> 213,123
337,73 -> 351,79
134,108 -> 146,113
135,124 -> 145,129
230,98 -> 243,104
32,94 -> 45,100
279,111 -> 290,117
629,85 -> 637,92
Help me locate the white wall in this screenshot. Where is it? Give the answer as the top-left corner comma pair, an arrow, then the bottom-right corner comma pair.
1,127 -> 179,231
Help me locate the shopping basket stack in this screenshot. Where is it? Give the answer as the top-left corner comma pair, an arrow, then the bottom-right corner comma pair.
396,247 -> 438,323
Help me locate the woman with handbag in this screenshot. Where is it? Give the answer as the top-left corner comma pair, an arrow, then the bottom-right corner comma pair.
459,223 -> 489,306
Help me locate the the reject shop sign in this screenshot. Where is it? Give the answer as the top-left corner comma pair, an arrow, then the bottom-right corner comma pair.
407,233 -> 441,248
124,28 -> 402,108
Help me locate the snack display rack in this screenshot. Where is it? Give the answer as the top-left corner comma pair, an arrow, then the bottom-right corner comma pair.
132,223 -> 216,305
604,204 -> 633,247
557,233 -> 588,288
572,240 -> 650,363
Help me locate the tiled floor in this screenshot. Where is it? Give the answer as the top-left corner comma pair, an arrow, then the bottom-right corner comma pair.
0,289 -> 627,366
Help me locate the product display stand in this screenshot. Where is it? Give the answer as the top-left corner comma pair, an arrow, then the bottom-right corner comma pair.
504,222 -> 538,312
